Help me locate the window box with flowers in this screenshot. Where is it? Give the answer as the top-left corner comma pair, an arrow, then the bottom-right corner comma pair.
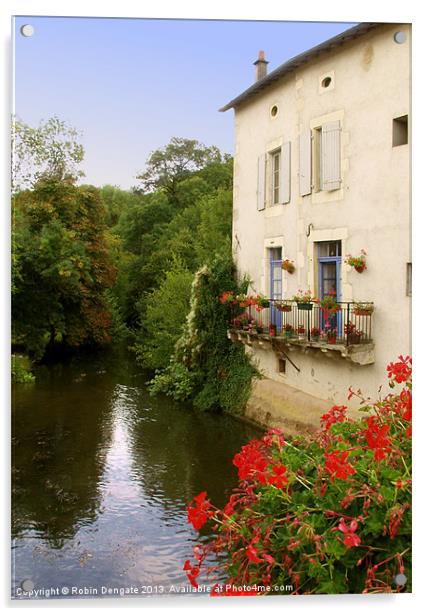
352,302 -> 374,317
345,249 -> 367,273
293,290 -> 315,311
274,300 -> 292,313
254,295 -> 270,310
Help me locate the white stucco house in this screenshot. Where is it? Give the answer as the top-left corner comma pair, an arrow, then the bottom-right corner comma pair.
220,22 -> 411,430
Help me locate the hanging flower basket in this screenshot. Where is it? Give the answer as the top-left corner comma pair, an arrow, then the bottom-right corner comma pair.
345,250 -> 367,273
281,259 -> 295,274
297,302 -> 313,311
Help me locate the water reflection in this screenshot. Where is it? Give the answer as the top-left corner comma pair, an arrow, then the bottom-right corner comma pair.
12,349 -> 260,599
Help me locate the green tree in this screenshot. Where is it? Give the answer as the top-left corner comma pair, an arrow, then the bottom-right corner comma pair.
135,259 -> 194,370
12,116 -> 85,192
135,137 -> 223,201
12,179 -> 116,358
99,184 -> 140,228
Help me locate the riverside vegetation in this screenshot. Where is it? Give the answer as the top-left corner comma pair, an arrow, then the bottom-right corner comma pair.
12,117 -> 256,414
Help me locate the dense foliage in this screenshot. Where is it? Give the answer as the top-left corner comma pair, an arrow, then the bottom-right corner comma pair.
148,256 -> 258,414
183,356 -> 412,594
12,179 -> 116,359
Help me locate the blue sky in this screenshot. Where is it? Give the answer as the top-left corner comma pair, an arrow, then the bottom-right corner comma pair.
13,17 -> 356,189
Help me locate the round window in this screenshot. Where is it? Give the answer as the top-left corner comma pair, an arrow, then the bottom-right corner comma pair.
321,76 -> 332,88
270,105 -> 278,117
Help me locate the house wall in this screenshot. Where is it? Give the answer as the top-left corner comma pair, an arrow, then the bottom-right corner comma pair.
232,23 -> 411,408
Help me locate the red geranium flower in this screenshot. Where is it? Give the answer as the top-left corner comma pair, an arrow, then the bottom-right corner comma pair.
320,405 -> 348,431
186,491 -> 212,531
246,545 -> 261,563
387,355 -> 412,384
338,518 -> 361,548
268,464 -> 288,488
324,450 -> 356,480
364,417 -> 392,461
183,559 -> 201,588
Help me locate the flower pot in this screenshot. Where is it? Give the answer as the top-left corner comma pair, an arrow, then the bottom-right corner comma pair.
269,325 -> 277,337
327,336 -> 337,344
348,334 -> 362,344
278,305 -> 292,312
256,326 -> 263,334
354,264 -> 365,273
297,303 -> 313,311
284,330 -> 294,339
282,261 -> 295,274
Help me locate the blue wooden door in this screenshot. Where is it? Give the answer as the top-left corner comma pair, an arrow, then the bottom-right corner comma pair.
269,248 -> 282,330
318,242 -> 341,333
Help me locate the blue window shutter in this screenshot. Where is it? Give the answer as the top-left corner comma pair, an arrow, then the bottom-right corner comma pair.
321,120 -> 341,190
257,153 -> 266,210
279,141 -> 291,204
299,130 -> 312,196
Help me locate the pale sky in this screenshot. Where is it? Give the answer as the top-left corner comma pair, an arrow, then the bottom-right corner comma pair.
13,17 -> 356,189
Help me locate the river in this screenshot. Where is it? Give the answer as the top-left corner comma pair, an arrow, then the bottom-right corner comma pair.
11,348 -> 261,600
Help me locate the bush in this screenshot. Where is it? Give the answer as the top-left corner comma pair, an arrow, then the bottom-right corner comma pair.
12,354 -> 35,384
135,259 -> 194,370
148,360 -> 196,402
183,356 -> 412,595
150,254 -> 258,414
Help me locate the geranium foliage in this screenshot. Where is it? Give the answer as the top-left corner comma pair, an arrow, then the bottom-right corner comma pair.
183,356 -> 412,595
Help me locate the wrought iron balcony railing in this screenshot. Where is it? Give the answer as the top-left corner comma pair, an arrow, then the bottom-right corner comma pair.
230,300 -> 374,347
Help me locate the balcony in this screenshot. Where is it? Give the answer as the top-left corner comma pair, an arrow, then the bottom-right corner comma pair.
227,300 -> 375,366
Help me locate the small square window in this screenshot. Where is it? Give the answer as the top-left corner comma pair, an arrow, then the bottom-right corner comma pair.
278,358 -> 286,374
393,115 -> 408,147
406,262 -> 412,296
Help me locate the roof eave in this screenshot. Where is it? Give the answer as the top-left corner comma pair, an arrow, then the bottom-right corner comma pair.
219,22 -> 383,112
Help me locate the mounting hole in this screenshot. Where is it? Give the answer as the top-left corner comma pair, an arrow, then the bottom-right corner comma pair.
21,579 -> 34,592
20,24 -> 34,37
321,76 -> 332,88
270,105 -> 278,117
394,573 -> 407,586
393,31 -> 406,44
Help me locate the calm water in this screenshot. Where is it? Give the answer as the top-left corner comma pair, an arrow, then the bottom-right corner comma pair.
11,348 -> 260,600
